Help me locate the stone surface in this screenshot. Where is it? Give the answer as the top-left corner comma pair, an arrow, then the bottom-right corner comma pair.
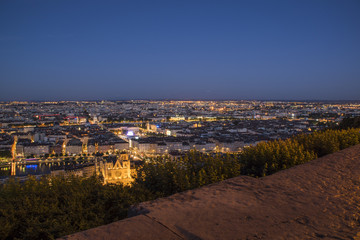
61,215 -> 182,240
62,144 -> 360,240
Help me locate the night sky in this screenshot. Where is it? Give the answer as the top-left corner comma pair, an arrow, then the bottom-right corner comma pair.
1,0 -> 360,101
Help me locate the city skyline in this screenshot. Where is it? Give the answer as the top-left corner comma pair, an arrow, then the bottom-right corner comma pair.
1,0 -> 360,101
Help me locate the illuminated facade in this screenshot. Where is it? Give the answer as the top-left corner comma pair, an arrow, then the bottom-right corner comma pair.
99,153 -> 133,185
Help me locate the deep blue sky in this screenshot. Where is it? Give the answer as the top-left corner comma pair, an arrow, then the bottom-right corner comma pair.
1,0 -> 360,101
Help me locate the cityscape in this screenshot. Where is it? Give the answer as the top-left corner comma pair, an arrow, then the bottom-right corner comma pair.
1,100 -> 359,183
1,0 -> 360,239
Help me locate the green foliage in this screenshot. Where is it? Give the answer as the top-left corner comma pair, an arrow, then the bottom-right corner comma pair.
240,139 -> 317,177
0,175 -> 152,240
294,128 -> 360,157
240,128 -> 360,177
338,116 -> 360,129
135,128 -> 360,195
135,152 -> 242,196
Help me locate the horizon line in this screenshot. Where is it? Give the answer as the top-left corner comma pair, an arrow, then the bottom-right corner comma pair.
1,99 -> 360,103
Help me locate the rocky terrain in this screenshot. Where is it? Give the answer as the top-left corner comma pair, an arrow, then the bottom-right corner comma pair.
63,144 -> 360,240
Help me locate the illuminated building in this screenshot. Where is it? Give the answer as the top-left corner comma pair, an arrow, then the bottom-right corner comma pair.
98,153 -> 133,185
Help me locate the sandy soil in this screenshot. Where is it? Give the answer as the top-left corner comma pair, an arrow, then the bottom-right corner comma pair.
63,144 -> 360,240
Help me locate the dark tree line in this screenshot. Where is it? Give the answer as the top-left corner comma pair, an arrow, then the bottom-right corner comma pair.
135,151 -> 243,197
0,175 -> 153,239
135,128 -> 360,195
338,116 -> 360,129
